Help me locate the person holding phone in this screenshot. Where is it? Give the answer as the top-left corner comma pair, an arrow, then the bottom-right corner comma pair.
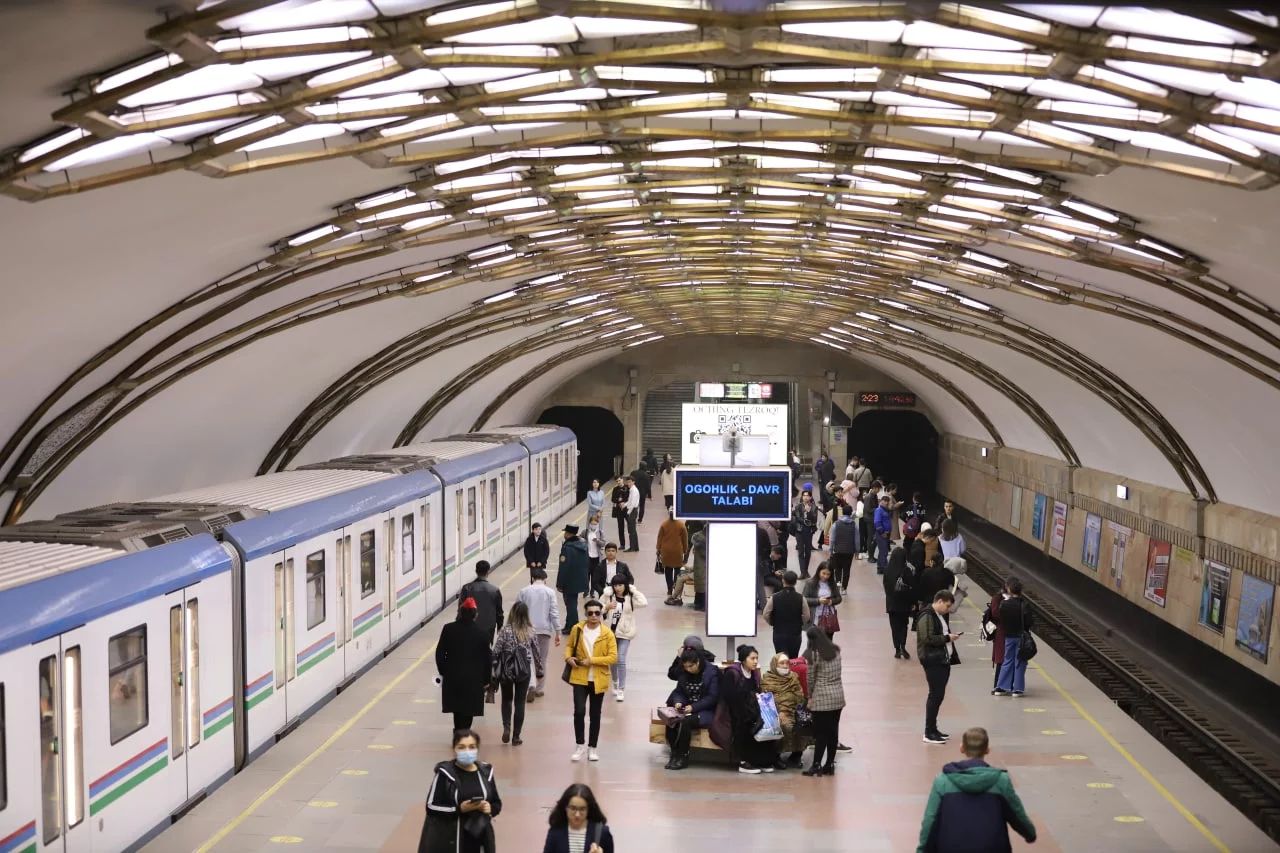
542,783 -> 614,853
917,590 -> 962,746
418,729 -> 502,853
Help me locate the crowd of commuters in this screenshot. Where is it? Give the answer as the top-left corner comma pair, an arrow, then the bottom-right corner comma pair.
424,450 -> 1037,853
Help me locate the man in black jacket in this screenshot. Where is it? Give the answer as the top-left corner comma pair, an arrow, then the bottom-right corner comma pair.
830,503 -> 859,590
459,560 -> 504,645
757,544 -> 786,610
764,570 -> 810,658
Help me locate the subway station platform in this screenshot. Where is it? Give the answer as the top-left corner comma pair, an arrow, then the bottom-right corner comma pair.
143,493 -> 1279,853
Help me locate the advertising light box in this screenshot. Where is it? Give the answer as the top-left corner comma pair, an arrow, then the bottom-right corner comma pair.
706,522 -> 759,638
681,402 -> 788,465
674,467 -> 792,521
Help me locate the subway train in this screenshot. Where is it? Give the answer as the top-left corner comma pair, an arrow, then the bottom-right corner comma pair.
0,426 -> 577,853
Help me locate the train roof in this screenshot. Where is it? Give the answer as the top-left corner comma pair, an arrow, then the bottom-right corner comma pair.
413,441 -> 526,485
152,469 -> 393,511
0,535 -> 232,656
490,425 -> 577,454
220,469 -> 440,562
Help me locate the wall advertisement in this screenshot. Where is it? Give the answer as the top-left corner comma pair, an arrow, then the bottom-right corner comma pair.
681,403 -> 788,465
1235,574 -> 1275,663
1199,559 -> 1232,635
1031,493 -> 1047,541
1010,486 -> 1023,530
1143,539 -> 1171,606
1082,513 -> 1102,572
1049,501 -> 1068,555
1107,521 -> 1132,591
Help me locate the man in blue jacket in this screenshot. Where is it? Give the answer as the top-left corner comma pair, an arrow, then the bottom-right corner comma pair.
917,727 -> 1036,853
874,492 -> 893,574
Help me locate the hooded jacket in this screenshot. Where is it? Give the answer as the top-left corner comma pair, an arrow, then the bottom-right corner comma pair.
917,759 -> 1036,853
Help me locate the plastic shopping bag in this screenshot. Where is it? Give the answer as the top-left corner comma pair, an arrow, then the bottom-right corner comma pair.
755,692 -> 783,741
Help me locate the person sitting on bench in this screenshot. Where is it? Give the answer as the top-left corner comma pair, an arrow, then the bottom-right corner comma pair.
663,647 -> 721,771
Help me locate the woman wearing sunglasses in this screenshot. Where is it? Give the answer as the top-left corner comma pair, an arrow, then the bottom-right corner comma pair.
564,599 -> 619,762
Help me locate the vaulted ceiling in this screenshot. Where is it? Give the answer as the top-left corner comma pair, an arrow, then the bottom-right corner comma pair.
2,0 -> 1279,520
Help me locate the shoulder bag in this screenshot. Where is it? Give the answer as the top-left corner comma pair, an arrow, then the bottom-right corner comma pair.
979,604 -> 996,642
561,625 -> 581,684
1018,605 -> 1038,661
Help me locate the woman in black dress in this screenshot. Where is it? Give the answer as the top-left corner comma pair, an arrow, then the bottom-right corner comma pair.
419,729 -> 502,853
436,598 -> 492,732
718,644 -> 781,774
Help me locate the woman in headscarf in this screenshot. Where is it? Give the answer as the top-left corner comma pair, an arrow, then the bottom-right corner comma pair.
761,652 -> 808,768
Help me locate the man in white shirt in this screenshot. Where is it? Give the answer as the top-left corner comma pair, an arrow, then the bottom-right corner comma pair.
624,476 -> 640,552
516,568 -> 561,699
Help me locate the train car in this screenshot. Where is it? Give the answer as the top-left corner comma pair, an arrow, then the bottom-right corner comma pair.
152,469 -> 440,760
0,536 -> 234,853
484,426 -> 579,524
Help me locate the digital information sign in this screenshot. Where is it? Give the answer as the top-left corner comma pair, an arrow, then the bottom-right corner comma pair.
673,467 -> 792,521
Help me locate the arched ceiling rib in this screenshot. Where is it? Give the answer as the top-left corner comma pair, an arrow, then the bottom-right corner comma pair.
3,1 -> 1280,519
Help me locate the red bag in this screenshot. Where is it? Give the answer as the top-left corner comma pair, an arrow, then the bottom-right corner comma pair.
788,656 -> 809,699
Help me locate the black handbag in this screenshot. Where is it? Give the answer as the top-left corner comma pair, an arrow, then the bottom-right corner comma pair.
1017,606 -> 1038,661
795,704 -> 815,733
654,559 -> 664,575
561,625 -> 580,684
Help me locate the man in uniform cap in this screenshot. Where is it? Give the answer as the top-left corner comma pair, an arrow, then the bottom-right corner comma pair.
556,523 -> 590,634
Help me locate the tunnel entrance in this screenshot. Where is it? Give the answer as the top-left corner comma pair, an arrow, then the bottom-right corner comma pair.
846,410 -> 940,500
537,406 -> 624,502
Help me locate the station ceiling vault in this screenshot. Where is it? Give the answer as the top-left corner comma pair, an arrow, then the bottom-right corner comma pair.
1,0 -> 1279,520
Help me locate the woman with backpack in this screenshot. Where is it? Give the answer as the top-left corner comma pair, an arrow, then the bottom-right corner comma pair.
491,601 -> 544,745
600,574 -> 648,703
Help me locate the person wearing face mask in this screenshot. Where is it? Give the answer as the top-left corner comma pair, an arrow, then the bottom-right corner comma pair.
542,783 -> 614,853
586,479 -> 606,519
761,652 -> 808,769
601,574 -> 648,703
419,729 -> 502,853
564,599 -> 619,762
583,514 -> 607,597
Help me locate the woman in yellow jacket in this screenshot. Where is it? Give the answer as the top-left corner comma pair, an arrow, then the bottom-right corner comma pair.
564,599 -> 619,763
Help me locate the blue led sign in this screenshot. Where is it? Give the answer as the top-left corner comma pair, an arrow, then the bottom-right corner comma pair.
673,467 -> 792,521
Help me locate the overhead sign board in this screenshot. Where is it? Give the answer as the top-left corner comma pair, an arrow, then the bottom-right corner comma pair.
674,467 -> 792,521
681,403 -> 788,465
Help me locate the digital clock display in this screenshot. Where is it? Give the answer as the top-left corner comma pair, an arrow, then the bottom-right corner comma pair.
859,391 -> 917,407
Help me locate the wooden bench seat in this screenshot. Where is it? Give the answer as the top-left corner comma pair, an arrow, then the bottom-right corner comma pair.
649,710 -> 720,750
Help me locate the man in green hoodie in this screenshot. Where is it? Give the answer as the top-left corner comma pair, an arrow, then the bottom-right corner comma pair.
917,727 -> 1036,853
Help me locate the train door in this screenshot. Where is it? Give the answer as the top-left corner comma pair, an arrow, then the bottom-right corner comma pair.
392,506 -> 425,636
449,489 -> 464,603
33,632 -> 88,853
336,533 -> 349,677
477,479 -> 488,564
271,556 -> 296,723
345,521 -> 388,672
486,477 -> 500,562
422,501 -> 441,618
165,591 -> 199,812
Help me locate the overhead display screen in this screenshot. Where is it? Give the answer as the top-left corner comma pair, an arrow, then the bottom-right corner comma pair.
681,403 -> 788,465
674,467 -> 792,521
858,391 -> 917,407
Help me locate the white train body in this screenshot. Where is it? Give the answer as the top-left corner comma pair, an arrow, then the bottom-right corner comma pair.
0,426 -> 576,852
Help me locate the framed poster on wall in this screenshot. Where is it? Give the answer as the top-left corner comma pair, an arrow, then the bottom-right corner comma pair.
1199,559 -> 1232,635
1049,501 -> 1068,555
1107,521 -> 1132,591
1235,574 -> 1274,663
1082,513 -> 1102,572
1143,539 -> 1171,606
1010,486 -> 1023,530
1031,493 -> 1047,541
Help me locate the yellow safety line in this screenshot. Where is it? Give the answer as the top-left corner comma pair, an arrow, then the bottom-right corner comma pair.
194,510 -> 585,853
962,597 -> 1232,853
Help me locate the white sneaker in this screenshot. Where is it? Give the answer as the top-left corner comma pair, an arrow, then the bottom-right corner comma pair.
615,690 -> 624,703
588,748 -> 600,762
572,746 -> 586,762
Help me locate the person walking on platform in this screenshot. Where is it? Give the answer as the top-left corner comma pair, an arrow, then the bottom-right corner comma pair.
543,783 -> 615,853
586,479 -> 606,519
764,570 -> 809,658
492,601 -> 543,746
524,523 -> 550,583
602,574 -> 647,702
565,599 -> 619,762
623,476 -> 641,551
460,561 -> 503,646
916,727 -> 1037,853
918,590 -> 961,745
556,525 -> 590,635
418,729 -> 502,853
597,542 -> 633,593
610,477 -> 629,549
664,647 -> 721,770
863,481 -> 882,564
803,561 -> 842,640
516,568 -> 560,700
992,578 -> 1032,697
884,539 -> 919,660
657,510 -> 689,600
436,599 -> 492,733
802,625 -> 848,777
791,489 -> 820,578
874,493 -> 893,574
660,459 -> 676,511
830,503 -> 859,591
584,514 -> 606,597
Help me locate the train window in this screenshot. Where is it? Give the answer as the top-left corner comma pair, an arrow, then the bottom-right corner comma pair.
507,471 -> 516,510
553,455 -> 560,489
64,647 -> 84,829
489,479 -> 498,522
359,531 -> 375,598
306,551 -> 326,628
39,655 -> 60,843
467,487 -> 477,535
186,600 -> 201,750
108,627 -> 149,744
401,514 -> 414,575
0,684 -> 5,811
541,459 -> 548,493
